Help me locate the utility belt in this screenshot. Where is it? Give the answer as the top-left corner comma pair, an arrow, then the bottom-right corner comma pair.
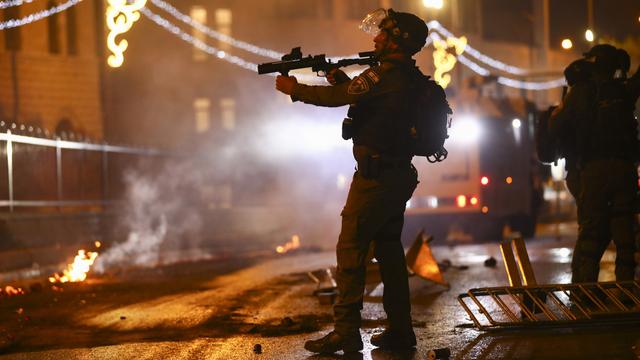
356,154 -> 413,179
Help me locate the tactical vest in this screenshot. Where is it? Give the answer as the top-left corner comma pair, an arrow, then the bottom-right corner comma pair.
347,64 -> 414,159
581,78 -> 639,163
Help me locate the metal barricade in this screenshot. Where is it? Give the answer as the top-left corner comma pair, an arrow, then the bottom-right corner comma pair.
458,237 -> 640,330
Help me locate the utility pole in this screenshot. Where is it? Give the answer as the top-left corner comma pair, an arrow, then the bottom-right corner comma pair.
587,0 -> 594,30
533,0 -> 550,105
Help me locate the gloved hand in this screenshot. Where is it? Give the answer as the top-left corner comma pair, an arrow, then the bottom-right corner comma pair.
326,68 -> 351,85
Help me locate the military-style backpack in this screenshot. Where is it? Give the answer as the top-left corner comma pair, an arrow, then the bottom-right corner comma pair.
534,105 -> 562,165
584,78 -> 638,162
408,74 -> 452,163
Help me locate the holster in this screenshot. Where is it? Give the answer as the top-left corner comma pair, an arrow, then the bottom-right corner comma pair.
357,154 -> 381,179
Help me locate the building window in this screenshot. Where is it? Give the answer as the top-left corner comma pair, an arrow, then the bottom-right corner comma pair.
47,0 -> 61,54
215,8 -> 232,51
220,98 -> 236,130
194,98 -> 211,133
66,4 -> 77,55
190,6 -> 207,62
3,6 -> 21,51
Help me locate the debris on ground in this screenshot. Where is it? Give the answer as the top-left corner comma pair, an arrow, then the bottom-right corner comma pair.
438,259 -> 469,271
253,343 -> 262,354
484,257 -> 497,268
427,347 -> 451,359
120,316 -> 126,320
246,314 -> 332,337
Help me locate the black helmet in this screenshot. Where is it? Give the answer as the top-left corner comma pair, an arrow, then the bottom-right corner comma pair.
583,44 -> 619,76
616,48 -> 630,74
564,58 -> 595,86
361,9 -> 428,55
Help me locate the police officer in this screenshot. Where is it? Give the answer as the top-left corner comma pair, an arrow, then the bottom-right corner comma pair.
275,8 -> 428,354
550,44 -> 640,284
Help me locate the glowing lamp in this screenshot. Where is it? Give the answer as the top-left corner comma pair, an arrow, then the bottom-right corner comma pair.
423,0 -> 444,9
456,195 -> 467,208
481,176 -> 489,186
481,206 -> 489,214
561,39 -> 573,50
470,196 -> 478,205
585,29 -> 594,42
506,176 -> 513,184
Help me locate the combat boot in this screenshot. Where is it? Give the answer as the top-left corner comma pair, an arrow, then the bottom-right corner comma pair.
370,328 -> 416,350
304,331 -> 363,354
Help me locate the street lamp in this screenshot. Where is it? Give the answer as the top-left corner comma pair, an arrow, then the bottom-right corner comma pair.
561,39 -> 573,50
585,29 -> 594,42
423,0 -> 444,9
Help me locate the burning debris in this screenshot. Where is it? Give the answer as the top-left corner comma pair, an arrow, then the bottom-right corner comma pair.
49,250 -> 99,283
276,234 -> 301,254
0,286 -> 24,297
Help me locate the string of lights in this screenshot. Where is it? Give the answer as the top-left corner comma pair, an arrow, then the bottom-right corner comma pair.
430,32 -> 565,90
497,76 -> 566,90
140,7 -> 258,72
428,21 -> 530,76
0,0 -> 81,30
0,0 -> 33,10
140,7 -> 331,83
147,0 -> 285,59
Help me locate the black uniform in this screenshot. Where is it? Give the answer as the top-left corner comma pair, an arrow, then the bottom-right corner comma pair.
292,58 -> 419,336
550,68 -> 640,283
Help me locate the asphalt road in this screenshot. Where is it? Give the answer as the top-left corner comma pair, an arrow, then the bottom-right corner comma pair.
1,228 -> 639,359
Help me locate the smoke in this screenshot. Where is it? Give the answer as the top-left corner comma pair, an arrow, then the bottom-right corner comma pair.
94,160 -> 205,273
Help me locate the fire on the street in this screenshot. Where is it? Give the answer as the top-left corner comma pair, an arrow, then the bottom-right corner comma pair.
48,250 -> 99,283
276,234 -> 301,254
1,286 -> 25,296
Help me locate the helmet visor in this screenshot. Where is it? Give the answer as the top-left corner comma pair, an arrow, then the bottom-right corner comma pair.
359,8 -> 388,36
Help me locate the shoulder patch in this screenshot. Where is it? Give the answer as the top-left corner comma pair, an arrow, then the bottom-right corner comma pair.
348,76 -> 370,95
364,69 -> 381,84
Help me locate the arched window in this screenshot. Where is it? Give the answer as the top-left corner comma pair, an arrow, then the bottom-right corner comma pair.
47,0 -> 61,54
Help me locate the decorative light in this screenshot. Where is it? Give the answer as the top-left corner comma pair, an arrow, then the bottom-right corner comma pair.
141,7 -> 258,72
0,0 -> 82,30
0,0 -> 33,9
106,0 -> 147,68
512,118 -> 521,129
428,21 -> 529,75
561,39 -> 573,49
432,35 -> 467,88
456,195 -> 467,208
148,0 -> 284,59
585,29 -> 594,42
422,0 -> 443,9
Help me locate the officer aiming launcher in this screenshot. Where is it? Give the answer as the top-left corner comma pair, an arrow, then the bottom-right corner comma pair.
257,47 -> 378,76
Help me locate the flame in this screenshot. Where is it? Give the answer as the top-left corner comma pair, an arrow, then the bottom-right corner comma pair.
49,250 -> 99,283
276,234 -> 301,254
2,286 -> 25,296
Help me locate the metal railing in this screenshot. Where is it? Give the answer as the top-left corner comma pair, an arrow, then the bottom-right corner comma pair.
0,130 -> 167,212
458,237 -> 640,330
